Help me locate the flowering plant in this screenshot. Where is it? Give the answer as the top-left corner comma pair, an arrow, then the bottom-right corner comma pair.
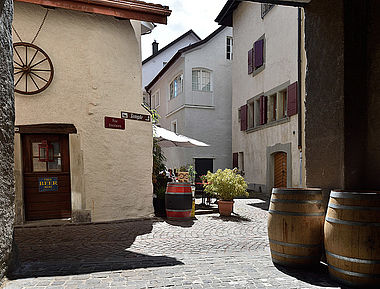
203,168 -> 248,201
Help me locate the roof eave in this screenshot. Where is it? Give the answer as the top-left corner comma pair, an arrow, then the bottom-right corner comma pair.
15,0 -> 172,24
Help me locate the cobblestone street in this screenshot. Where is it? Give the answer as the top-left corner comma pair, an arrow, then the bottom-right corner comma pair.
3,197 -> 345,289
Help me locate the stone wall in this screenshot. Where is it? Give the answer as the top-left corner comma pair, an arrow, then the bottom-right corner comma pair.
0,0 -> 15,283
304,0 -> 345,190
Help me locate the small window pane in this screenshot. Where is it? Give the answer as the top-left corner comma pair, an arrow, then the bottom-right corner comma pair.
202,70 -> 211,91
32,142 -> 40,157
48,158 -> 62,171
33,158 -> 47,172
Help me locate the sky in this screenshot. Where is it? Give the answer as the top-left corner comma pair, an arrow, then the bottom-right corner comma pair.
141,0 -> 227,61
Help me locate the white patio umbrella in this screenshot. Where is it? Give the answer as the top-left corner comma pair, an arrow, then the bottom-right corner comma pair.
153,125 -> 209,148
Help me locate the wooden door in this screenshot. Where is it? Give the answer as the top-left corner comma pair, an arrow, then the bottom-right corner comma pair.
22,134 -> 71,221
274,152 -> 287,188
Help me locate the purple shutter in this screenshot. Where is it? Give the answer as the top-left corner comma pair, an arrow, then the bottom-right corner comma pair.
254,39 -> 264,68
240,105 -> 248,131
287,82 -> 298,116
233,153 -> 238,168
248,48 -> 254,74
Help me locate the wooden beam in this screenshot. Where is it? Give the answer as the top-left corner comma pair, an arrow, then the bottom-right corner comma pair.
16,123 -> 77,134
15,0 -> 171,24
245,0 -> 311,7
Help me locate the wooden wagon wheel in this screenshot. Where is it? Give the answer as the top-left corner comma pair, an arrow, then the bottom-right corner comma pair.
13,42 -> 54,95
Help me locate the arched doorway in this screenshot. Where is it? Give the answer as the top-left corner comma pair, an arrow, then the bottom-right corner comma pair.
273,152 -> 287,188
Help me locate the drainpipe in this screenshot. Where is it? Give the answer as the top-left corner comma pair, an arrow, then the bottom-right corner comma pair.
298,7 -> 303,187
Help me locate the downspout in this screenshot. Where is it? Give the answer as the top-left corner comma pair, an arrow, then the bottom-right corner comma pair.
298,7 -> 302,186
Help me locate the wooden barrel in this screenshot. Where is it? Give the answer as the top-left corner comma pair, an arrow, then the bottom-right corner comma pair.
324,190 -> 380,287
165,183 -> 192,219
268,188 -> 325,267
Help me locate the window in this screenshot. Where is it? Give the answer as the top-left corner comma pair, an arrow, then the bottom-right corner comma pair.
226,36 -> 233,60
268,94 -> 277,122
170,74 -> 183,99
151,90 -> 160,109
171,119 -> 177,133
192,69 -> 211,91
248,100 -> 255,129
238,152 -> 244,173
261,4 -> 275,18
278,89 -> 287,119
248,36 -> 265,76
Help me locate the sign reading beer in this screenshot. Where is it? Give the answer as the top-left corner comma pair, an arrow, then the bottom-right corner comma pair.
105,117 -> 125,130
121,111 -> 151,122
39,177 -> 58,192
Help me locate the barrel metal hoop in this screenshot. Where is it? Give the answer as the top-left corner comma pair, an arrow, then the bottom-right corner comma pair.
272,190 -> 321,195
271,199 -> 322,204
329,263 -> 380,278
166,209 -> 191,212
269,239 -> 321,248
326,216 -> 380,227
330,191 -> 380,199
271,250 -> 319,259
328,202 -> 380,211
326,250 -> 380,264
269,210 -> 324,217
166,192 -> 192,195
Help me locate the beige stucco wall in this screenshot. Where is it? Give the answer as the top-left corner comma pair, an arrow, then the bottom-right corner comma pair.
13,2 -> 153,223
232,3 -> 300,192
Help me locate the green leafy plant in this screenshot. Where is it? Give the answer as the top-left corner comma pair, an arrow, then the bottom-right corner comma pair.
203,168 -> 248,201
187,165 -> 196,184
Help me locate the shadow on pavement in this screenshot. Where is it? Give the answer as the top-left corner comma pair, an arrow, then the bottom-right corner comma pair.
274,263 -> 345,288
8,219 -> 183,279
164,218 -> 194,227
247,201 -> 269,211
211,213 -> 251,222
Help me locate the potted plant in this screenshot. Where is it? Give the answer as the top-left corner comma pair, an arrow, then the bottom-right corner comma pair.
152,139 -> 168,217
203,168 -> 248,216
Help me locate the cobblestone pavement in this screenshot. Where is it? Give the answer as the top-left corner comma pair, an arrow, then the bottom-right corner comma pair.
3,198 -> 346,289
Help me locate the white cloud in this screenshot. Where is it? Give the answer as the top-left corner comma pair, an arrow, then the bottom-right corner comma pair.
141,0 -> 227,60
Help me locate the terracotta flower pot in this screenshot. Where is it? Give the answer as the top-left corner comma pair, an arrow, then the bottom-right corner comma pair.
218,200 -> 234,216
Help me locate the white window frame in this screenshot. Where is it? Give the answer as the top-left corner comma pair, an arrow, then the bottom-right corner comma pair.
192,68 -> 212,92
171,119 -> 178,134
226,36 -> 233,60
169,73 -> 183,100
152,89 -> 160,109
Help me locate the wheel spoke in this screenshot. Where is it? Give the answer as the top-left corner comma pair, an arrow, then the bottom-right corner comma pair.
28,49 -> 39,67
25,73 -> 28,92
14,70 -> 24,75
30,58 -> 48,69
31,68 -> 51,72
29,73 -> 40,90
25,46 -> 28,68
14,60 -> 23,68
30,71 -> 48,82
14,47 -> 25,66
15,71 -> 25,87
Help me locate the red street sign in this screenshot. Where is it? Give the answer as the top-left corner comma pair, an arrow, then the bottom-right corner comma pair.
104,117 -> 125,130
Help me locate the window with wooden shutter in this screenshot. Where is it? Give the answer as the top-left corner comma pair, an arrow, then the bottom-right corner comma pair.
248,48 -> 254,74
233,153 -> 238,169
254,39 -> 264,68
287,81 -> 298,117
240,104 -> 248,131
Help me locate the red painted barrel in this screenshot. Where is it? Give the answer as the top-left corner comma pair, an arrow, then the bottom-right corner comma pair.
165,183 -> 192,219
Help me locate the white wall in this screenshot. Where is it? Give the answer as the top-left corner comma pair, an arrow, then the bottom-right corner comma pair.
151,27 -> 233,172
232,3 -> 300,192
14,2 -> 153,222
142,33 -> 200,88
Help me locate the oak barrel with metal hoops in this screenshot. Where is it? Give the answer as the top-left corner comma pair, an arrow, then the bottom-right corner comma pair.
165,183 -> 192,219
268,188 -> 325,267
324,190 -> 380,287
